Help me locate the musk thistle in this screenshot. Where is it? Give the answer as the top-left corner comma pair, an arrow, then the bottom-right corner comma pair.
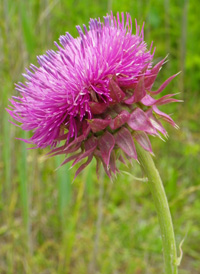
7,12 -> 180,178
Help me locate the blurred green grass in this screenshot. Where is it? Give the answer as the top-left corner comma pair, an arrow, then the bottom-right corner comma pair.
0,0 -> 200,273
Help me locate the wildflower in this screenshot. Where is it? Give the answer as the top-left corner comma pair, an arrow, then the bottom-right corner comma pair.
7,12 -> 180,178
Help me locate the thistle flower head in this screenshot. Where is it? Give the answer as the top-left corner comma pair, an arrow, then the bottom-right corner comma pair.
7,12 -> 180,178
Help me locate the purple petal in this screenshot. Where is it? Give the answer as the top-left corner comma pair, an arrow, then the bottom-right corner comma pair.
145,109 -> 167,136
134,76 -> 146,102
88,118 -> 111,133
150,72 -> 180,95
47,145 -> 66,155
109,151 -> 119,174
141,93 -> 181,107
72,137 -> 97,166
152,105 -> 178,128
72,146 -> 95,166
127,108 -> 157,135
89,101 -> 107,114
115,127 -> 137,159
98,131 -> 115,167
124,93 -> 135,105
155,94 -> 182,106
15,138 -> 33,144
82,123 -> 91,137
109,79 -> 125,103
56,133 -> 69,141
73,155 -> 93,180
124,76 -> 146,105
49,143 -> 81,157
85,135 -> 98,150
141,94 -> 156,106
109,110 -> 130,130
144,57 -> 166,89
94,145 -> 112,178
133,131 -> 152,152
60,152 -> 82,167
64,129 -> 90,151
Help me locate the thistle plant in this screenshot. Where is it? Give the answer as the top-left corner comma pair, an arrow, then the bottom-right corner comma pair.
7,12 -> 181,273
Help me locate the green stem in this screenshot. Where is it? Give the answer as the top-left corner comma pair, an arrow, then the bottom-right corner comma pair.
135,143 -> 178,274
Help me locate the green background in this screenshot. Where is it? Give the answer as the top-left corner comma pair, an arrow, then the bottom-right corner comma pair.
0,0 -> 200,273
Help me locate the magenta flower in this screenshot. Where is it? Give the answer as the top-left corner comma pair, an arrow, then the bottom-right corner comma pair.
7,12 -> 180,178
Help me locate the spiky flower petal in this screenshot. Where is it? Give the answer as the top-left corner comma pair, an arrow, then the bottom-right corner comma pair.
7,12 -> 180,178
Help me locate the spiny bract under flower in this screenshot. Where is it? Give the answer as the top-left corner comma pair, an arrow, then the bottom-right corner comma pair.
7,12 -> 181,179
